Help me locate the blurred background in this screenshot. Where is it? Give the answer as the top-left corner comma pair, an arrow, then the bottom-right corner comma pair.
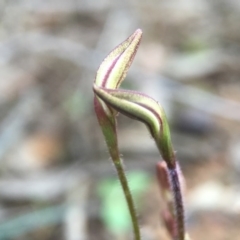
0,0 -> 240,239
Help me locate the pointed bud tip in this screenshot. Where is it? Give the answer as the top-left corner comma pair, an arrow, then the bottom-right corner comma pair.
135,28 -> 143,35
133,29 -> 143,40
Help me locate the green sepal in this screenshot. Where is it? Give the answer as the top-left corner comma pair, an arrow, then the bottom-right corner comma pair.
95,29 -> 142,89
93,86 -> 175,168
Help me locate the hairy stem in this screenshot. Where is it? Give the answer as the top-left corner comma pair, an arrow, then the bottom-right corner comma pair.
114,159 -> 141,240
94,98 -> 141,240
168,166 -> 185,240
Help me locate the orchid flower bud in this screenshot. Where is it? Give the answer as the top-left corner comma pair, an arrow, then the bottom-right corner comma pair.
93,30 -> 143,240
93,29 -> 142,161
94,29 -> 142,117
93,29 -> 187,240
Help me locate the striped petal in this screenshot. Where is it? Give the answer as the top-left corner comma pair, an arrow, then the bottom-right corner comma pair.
93,85 -> 175,168
95,29 -> 142,89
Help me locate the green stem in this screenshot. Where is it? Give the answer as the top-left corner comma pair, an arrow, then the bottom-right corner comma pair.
113,159 -> 141,240
94,98 -> 140,240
